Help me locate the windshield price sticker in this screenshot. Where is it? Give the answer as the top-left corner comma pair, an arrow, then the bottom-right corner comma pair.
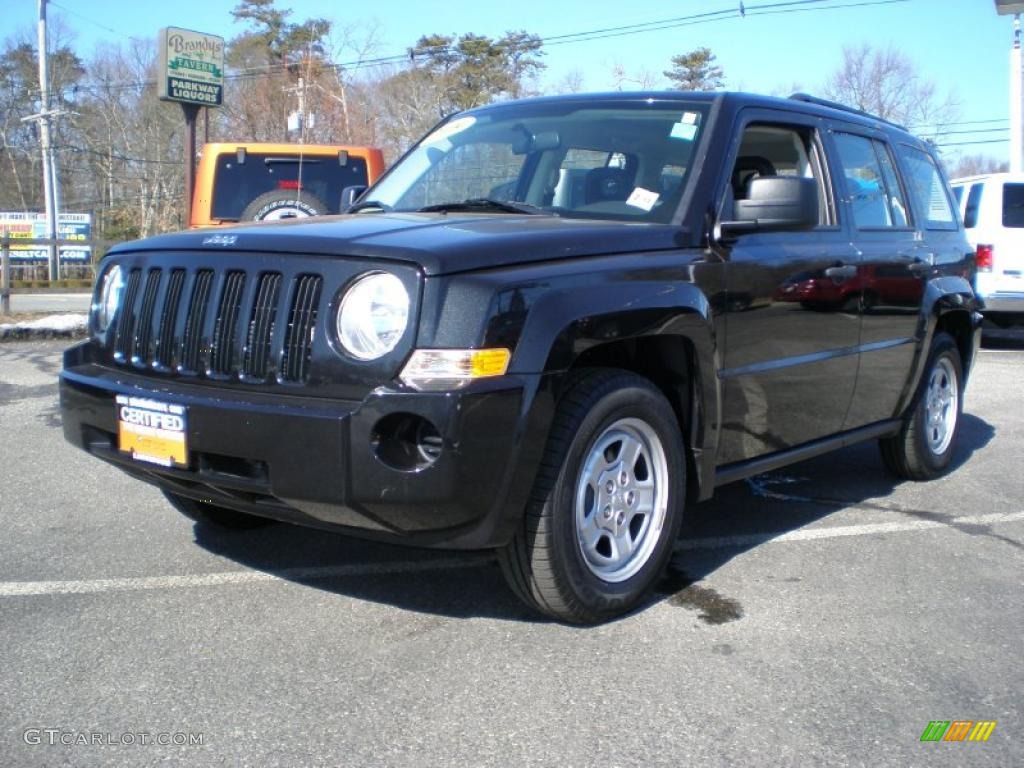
116,395 -> 189,468
626,187 -> 660,211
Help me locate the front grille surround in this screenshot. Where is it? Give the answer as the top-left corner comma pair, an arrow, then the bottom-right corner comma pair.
95,252 -> 420,397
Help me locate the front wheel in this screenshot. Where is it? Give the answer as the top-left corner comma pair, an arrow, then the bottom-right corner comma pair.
879,332 -> 963,480
498,369 -> 686,624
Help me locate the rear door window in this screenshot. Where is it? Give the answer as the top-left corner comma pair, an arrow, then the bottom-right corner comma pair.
212,152 -> 369,220
1002,183 -> 1024,227
833,133 -> 909,228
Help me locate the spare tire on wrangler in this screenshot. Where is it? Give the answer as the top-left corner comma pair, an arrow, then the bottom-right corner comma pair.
240,190 -> 329,221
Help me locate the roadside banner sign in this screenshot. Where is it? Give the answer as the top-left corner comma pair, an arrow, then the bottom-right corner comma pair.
157,27 -> 225,107
0,212 -> 91,262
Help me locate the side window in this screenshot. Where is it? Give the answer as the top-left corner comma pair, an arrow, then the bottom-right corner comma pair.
833,133 -> 909,228
898,145 -> 958,230
725,123 -> 832,227
1001,183 -> 1024,227
964,183 -> 984,229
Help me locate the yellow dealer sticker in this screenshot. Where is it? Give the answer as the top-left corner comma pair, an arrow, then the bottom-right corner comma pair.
116,395 -> 188,468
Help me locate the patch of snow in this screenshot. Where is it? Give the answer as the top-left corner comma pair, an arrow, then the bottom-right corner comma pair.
0,313 -> 88,335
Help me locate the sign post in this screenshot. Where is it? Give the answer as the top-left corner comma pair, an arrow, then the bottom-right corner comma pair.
157,26 -> 224,225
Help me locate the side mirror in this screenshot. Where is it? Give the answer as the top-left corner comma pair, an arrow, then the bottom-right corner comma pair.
721,176 -> 819,234
340,185 -> 367,209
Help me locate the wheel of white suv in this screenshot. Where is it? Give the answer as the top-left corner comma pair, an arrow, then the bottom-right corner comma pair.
162,490 -> 274,530
879,332 -> 963,480
498,369 -> 686,624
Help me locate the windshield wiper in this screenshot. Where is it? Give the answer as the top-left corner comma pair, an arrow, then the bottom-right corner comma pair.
417,198 -> 550,215
346,199 -> 391,213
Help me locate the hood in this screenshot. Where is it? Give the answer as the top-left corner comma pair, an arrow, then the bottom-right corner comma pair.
109,213 -> 690,276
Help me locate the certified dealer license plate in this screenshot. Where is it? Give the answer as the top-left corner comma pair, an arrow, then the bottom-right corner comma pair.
116,395 -> 188,468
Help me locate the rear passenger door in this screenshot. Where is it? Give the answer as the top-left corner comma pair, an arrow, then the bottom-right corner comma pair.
715,110 -> 860,465
827,129 -> 927,429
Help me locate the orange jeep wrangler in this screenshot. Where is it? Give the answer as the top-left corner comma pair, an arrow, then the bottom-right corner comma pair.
190,142 -> 386,228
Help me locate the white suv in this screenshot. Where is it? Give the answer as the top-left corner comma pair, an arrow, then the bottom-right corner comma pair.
951,172 -> 1024,326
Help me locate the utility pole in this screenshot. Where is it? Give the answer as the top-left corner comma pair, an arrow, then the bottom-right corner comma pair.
1012,14 -> 1023,172
996,1 -> 1024,171
32,0 -> 61,280
284,76 -> 309,141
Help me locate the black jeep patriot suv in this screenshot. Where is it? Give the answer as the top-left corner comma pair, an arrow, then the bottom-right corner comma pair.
60,92 -> 981,623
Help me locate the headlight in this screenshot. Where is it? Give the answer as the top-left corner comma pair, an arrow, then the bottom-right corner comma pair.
336,272 -> 409,360
94,264 -> 124,332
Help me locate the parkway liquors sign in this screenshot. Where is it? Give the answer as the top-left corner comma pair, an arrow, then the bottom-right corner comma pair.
157,27 -> 225,107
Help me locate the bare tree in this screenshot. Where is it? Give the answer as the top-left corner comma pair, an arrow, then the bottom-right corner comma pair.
948,154 -> 1009,179
823,44 -> 958,133
609,62 -> 659,91
553,69 -> 585,94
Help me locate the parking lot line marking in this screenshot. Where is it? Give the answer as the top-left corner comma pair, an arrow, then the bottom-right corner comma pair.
0,556 -> 494,597
0,512 -> 1020,599
675,510 -> 1024,551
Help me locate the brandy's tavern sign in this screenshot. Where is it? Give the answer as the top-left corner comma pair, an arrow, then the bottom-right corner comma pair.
157,27 -> 225,107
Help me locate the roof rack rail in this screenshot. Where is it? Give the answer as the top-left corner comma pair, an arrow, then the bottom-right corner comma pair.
788,92 -> 907,130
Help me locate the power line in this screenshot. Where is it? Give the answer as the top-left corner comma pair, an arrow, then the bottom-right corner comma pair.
936,138 -> 1010,147
43,0 -> 909,98
48,0 -> 127,37
920,127 -> 1010,137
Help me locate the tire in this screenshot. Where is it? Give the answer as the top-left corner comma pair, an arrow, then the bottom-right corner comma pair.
162,490 -> 273,530
879,332 -> 963,480
239,190 -> 329,221
498,369 -> 686,624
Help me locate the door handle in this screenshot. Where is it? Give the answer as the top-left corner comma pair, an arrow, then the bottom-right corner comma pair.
908,258 -> 932,275
824,264 -> 857,279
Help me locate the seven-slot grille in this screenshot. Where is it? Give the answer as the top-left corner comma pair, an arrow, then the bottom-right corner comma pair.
109,266 -> 322,384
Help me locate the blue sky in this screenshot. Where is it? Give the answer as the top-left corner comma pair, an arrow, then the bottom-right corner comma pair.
11,0 -> 1017,161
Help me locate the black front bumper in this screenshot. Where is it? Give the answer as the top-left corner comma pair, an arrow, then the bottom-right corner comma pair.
60,345 -> 550,549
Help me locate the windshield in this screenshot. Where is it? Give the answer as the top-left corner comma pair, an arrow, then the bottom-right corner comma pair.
368,99 -> 710,223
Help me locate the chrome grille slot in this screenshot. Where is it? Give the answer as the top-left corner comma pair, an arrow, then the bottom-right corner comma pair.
243,272 -> 282,380
180,269 -> 215,373
113,268 -> 142,362
132,268 -> 163,365
210,270 -> 247,375
155,269 -> 186,368
281,274 -> 322,383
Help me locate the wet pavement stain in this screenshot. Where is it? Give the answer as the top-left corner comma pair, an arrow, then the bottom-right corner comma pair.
39,400 -> 62,429
0,381 -> 57,405
657,568 -> 744,625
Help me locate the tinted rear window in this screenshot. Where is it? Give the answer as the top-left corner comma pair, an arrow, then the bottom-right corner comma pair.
1002,183 -> 1024,228
211,153 -> 369,220
964,183 -> 983,228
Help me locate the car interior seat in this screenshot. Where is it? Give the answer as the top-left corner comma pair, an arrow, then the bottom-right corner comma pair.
732,155 -> 777,199
584,167 -> 634,205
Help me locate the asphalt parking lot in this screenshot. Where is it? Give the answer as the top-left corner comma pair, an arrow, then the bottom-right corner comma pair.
1,337 -> 1021,767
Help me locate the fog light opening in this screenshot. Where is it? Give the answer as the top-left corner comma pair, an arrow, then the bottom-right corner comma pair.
370,413 -> 443,472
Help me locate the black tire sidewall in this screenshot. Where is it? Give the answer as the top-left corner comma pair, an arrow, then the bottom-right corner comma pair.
547,379 -> 685,613
910,334 -> 963,473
